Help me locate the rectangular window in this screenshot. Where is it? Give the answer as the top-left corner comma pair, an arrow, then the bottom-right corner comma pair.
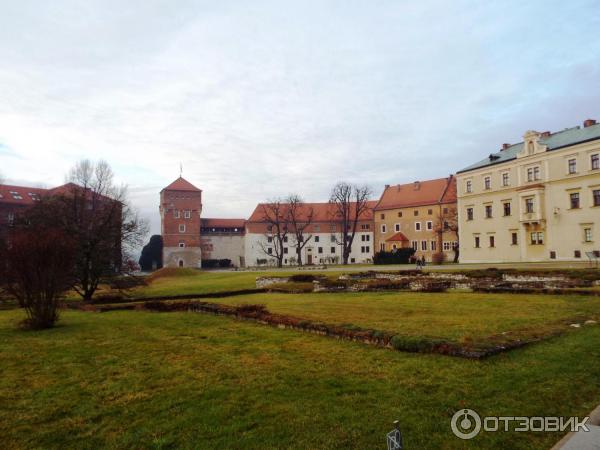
489,236 -> 495,247
318,247 -> 323,254
511,232 -> 518,245
592,154 -> 599,170
380,213 -> 385,219
525,198 -> 534,213
397,211 -> 403,217
527,168 -> 534,182
485,205 -> 492,218
421,240 -> 427,251
174,210 -> 180,218
474,236 -> 480,248
365,234 -> 370,242
534,166 -> 540,180
570,192 -> 580,209
331,246 -> 336,253
431,240 -> 437,251
411,240 -> 418,251
415,222 -> 421,231
574,250 -> 581,258
179,224 -> 186,233
267,247 -> 273,255
531,232 -> 544,245
361,235 -> 366,241
381,224 -> 387,233
466,180 -> 472,193
330,234 -> 336,242
178,242 -> 185,248
428,209 -> 433,215
413,210 -> 419,216
502,172 -> 509,186
267,236 -> 273,243
395,223 -> 400,232
503,202 -> 511,216
330,225 -> 336,232
314,235 -> 320,242
593,189 -> 600,207
184,210 -> 191,219
568,158 -> 577,174
584,228 -> 593,242
7,212 -> 14,226
361,224 -> 370,230
426,221 -> 433,230
283,247 -> 288,254
466,207 -> 473,221
484,176 -> 491,190
379,243 -> 385,251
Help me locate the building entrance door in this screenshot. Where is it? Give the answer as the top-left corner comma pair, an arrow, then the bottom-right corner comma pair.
307,254 -> 313,265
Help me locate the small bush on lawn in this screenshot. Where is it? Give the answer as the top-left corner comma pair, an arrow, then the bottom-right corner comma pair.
289,274 -> 319,282
390,336 -> 447,353
267,282 -> 314,293
202,259 -> 233,269
235,304 -> 268,315
373,249 -> 416,265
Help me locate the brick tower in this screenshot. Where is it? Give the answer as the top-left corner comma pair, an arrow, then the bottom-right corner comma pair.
159,177 -> 203,268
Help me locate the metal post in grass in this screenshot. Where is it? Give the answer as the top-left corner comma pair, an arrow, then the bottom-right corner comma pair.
386,420 -> 403,450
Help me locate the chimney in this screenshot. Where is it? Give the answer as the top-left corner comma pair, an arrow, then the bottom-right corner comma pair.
540,131 -> 551,138
584,119 -> 597,128
501,143 -> 510,150
414,181 -> 420,190
384,184 -> 390,189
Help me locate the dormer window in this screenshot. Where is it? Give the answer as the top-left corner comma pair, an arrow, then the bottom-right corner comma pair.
527,141 -> 534,155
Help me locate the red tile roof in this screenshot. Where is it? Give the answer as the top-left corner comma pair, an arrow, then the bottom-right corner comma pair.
386,231 -> 409,242
374,176 -> 456,211
247,200 -> 377,223
162,177 -> 201,192
0,184 -> 47,205
201,218 -> 246,228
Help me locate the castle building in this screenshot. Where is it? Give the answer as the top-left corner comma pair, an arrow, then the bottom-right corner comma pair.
245,201 -> 376,266
373,176 -> 457,263
457,119 -> 600,263
159,177 -> 203,268
159,177 -> 247,268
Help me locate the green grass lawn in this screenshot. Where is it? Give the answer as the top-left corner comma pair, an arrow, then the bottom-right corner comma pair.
195,291 -> 600,348
1,309 -> 600,449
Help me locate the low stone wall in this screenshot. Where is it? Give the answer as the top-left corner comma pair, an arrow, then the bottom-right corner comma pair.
258,270 -> 600,295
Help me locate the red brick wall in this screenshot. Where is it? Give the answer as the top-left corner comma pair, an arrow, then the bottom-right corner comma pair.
160,189 -> 202,248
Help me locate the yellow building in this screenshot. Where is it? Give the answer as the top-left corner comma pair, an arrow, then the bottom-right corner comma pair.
457,119 -> 600,263
373,176 -> 458,263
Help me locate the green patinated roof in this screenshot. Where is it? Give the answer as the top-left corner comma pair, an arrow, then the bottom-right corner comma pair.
458,123 -> 600,174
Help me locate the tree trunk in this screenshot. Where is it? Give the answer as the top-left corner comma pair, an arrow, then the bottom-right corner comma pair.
296,249 -> 302,266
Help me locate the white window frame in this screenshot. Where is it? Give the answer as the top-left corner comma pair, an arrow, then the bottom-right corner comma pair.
426,221 -> 433,230
178,224 -> 186,233
394,223 -> 400,232
174,210 -> 181,218
184,210 -> 191,219
415,222 -> 421,231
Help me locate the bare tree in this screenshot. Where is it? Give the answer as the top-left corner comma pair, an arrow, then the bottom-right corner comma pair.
49,160 -> 148,301
0,221 -> 76,329
434,205 -> 459,263
286,194 -> 314,266
329,182 -> 372,265
257,199 -> 289,268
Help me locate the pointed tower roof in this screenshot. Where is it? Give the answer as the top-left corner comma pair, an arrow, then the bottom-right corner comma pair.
161,177 -> 201,192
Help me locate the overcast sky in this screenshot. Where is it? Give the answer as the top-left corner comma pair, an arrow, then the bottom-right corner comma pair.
1,0 -> 600,237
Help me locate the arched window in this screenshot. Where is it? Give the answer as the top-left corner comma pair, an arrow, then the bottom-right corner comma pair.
178,260 -> 184,267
